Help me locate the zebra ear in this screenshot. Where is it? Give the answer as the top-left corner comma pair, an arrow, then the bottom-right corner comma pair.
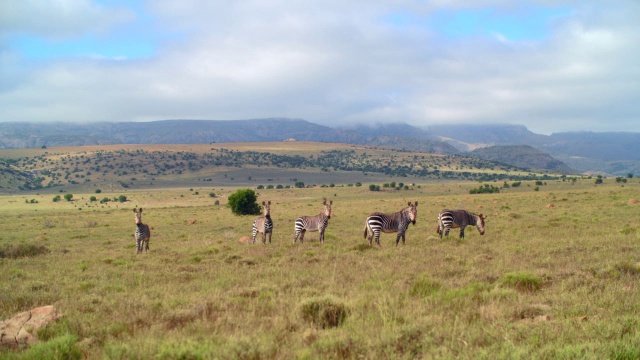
262,201 -> 265,205
268,200 -> 271,205
139,208 -> 143,212
133,208 -> 137,213
415,201 -> 418,207
330,200 -> 333,205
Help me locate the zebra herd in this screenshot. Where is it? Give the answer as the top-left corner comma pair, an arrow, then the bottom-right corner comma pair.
133,199 -> 488,252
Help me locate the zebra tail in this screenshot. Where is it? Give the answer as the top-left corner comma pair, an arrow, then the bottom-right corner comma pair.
363,224 -> 368,239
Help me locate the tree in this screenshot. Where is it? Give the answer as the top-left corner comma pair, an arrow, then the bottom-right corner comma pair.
227,189 -> 261,215
369,184 -> 380,191
118,195 -> 127,203
52,195 -> 61,202
95,189 -> 102,193
89,196 -> 97,202
64,193 -> 73,201
295,181 -> 305,188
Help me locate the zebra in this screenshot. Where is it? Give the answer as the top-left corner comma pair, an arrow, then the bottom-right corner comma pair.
437,209 -> 486,239
252,200 -> 273,244
133,208 -> 151,253
364,201 -> 418,247
293,198 -> 332,244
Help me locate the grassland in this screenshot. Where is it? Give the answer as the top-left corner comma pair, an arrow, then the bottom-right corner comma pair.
1,173 -> 639,359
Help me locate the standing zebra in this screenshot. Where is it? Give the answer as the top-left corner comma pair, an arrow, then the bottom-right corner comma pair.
133,208 -> 151,253
293,198 -> 333,244
364,201 -> 418,247
437,209 -> 486,239
252,201 -> 273,244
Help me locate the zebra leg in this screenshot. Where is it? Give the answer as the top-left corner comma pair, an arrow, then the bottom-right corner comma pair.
460,225 -> 466,239
145,239 -> 149,252
267,231 -> 272,244
374,230 -> 381,247
319,229 -> 325,243
444,227 -> 450,237
299,229 -> 306,243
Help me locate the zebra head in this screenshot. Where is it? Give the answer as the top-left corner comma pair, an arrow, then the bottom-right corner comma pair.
476,213 -> 487,235
322,198 -> 333,219
407,201 -> 418,225
262,201 -> 271,218
133,208 -> 143,225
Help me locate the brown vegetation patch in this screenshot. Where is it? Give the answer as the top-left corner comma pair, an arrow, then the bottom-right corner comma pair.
238,236 -> 252,244
546,203 -> 555,208
629,199 -> 639,205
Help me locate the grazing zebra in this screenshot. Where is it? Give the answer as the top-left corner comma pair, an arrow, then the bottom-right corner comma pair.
293,198 -> 333,244
252,201 -> 273,244
364,201 -> 418,247
133,208 -> 151,253
437,209 -> 486,239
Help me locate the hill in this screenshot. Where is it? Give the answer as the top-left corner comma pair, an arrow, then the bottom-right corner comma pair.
2,119 -> 640,175
469,145 -> 575,174
0,142 -> 556,193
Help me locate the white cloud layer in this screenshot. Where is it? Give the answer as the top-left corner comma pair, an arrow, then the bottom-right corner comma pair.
0,0 -> 638,134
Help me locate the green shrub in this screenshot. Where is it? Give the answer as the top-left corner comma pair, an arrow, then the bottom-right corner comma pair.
300,296 -> 348,329
64,193 -> 73,201
227,189 -> 261,215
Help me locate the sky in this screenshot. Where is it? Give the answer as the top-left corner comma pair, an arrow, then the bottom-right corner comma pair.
0,0 -> 638,135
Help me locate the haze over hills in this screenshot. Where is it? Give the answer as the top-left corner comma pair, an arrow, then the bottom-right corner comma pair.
1,118 -> 639,175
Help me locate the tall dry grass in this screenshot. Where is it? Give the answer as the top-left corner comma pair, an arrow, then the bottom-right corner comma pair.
1,179 -> 639,358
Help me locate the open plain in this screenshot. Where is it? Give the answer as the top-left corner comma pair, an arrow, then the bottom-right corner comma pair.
1,144 -> 639,359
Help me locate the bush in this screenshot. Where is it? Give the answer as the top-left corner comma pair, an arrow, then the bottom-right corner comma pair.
95,189 -> 102,193
369,184 -> 380,191
227,189 -> 261,215
52,195 -> 61,202
0,243 -> 50,258
300,297 -> 348,329
64,193 -> 73,201
208,192 -> 216,198
469,184 -> 500,194
118,195 -> 127,203
89,196 -> 97,202
294,181 -> 305,188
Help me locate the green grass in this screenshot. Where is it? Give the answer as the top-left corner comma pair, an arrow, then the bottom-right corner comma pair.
1,177 -> 640,358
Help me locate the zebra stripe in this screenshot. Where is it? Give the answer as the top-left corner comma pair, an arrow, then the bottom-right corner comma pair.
437,209 -> 486,239
293,199 -> 332,244
364,201 -> 418,246
133,208 -> 151,253
252,201 -> 273,244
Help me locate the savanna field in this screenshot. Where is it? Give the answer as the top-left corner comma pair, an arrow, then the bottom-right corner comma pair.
1,146 -> 640,358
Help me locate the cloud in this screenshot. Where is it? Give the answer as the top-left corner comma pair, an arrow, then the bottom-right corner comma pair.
0,0 -> 639,135
0,0 -> 133,39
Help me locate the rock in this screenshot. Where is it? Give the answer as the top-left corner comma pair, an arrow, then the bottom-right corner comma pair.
0,305 -> 61,349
